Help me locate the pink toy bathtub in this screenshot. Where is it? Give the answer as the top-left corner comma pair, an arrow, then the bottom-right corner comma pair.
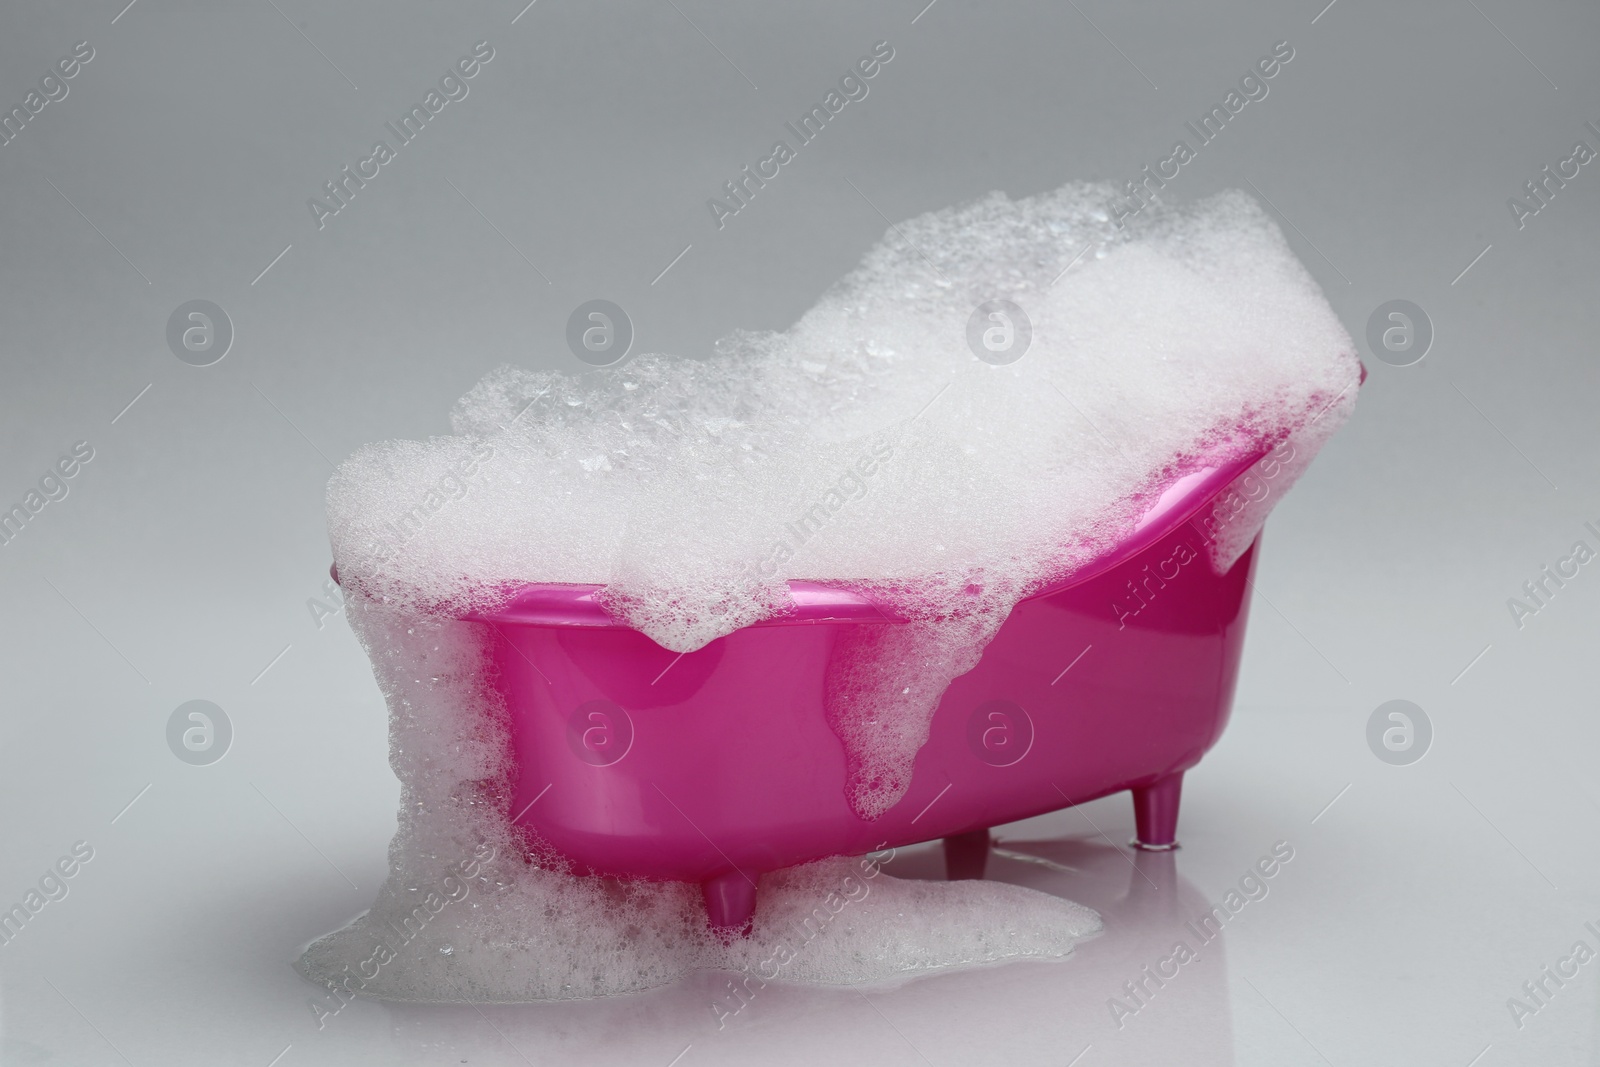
485,445 -> 1302,932
336,408 -> 1352,936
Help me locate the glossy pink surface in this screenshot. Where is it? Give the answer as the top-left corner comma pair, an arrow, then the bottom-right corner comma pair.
470,449 -> 1271,926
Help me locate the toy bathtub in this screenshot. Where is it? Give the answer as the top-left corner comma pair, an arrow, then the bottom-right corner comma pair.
373,432 -> 1316,938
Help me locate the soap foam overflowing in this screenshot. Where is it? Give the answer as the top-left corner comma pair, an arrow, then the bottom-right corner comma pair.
308,180 -> 1357,1000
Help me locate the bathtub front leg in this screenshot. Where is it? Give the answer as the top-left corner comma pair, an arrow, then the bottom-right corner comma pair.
943,828 -> 990,880
1130,772 -> 1183,852
702,870 -> 758,939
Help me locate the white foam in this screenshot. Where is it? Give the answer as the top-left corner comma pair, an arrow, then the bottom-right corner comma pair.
309,181 -> 1357,1000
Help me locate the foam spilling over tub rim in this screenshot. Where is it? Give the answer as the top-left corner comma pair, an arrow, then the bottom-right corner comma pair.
434,437 -> 1281,630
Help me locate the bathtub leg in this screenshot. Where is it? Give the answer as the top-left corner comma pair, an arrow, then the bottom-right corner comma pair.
1131,773 -> 1183,852
943,828 -> 991,880
702,870 -> 758,939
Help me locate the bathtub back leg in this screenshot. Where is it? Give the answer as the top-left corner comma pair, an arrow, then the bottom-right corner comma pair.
702,870 -> 758,938
942,828 -> 991,880
1131,773 -> 1183,851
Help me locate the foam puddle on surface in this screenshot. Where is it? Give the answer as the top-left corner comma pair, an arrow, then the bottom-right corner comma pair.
303,180 -> 1358,1002
298,845 -> 1103,1006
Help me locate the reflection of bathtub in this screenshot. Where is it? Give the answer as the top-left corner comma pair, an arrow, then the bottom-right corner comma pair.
449,444 -> 1282,935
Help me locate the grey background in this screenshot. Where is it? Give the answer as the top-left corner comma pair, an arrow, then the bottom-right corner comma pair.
2,1 -> 1597,1064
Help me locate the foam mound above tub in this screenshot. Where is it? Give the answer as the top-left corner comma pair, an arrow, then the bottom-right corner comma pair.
328,182 -> 1357,651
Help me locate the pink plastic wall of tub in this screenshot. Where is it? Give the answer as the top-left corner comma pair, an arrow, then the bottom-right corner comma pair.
457,449 -> 1275,934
